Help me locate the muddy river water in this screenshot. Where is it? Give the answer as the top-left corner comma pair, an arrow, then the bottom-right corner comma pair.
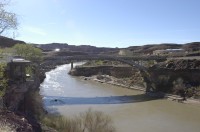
40,63 -> 200,132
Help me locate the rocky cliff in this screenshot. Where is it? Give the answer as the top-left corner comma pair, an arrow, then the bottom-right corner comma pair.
69,66 -> 136,78
148,59 -> 200,97
1,64 -> 44,131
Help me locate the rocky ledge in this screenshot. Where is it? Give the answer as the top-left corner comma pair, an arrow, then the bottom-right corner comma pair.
0,110 -> 41,131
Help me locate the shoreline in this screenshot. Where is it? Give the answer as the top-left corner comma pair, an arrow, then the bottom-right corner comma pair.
79,75 -> 200,105
81,75 -> 146,91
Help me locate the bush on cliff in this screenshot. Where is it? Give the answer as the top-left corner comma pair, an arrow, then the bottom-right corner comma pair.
172,78 -> 200,98
172,78 -> 186,97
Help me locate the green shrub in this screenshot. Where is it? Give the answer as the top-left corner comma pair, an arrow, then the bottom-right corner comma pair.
13,44 -> 43,62
95,60 -> 103,65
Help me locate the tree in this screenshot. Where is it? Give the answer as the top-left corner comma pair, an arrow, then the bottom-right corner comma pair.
13,44 -> 43,62
0,0 -> 18,35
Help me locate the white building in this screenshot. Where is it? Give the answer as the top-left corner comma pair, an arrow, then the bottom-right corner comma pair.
153,49 -> 185,56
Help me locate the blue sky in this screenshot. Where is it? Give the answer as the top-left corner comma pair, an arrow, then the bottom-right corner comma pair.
5,0 -> 200,47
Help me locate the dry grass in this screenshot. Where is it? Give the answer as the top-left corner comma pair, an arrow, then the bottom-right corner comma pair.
42,109 -> 116,132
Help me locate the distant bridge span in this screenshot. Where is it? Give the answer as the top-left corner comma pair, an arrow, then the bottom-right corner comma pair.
45,55 -> 167,70
44,55 -> 167,92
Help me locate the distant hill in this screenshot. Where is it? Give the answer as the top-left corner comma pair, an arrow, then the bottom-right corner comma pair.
35,43 -> 119,54
0,36 -> 25,48
36,43 -> 69,51
128,42 -> 200,54
182,42 -> 200,51
0,36 -> 199,55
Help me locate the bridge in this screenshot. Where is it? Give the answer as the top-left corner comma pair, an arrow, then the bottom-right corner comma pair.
44,54 -> 167,92
45,55 -> 167,70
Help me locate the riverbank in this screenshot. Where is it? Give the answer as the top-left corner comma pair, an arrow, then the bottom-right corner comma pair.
81,75 -> 146,91
69,59 -> 200,104
77,73 -> 200,105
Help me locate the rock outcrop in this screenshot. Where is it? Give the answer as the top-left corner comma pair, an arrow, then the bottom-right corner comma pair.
69,66 -> 136,78
69,65 -> 146,89
0,111 -> 34,131
148,59 -> 200,96
1,64 -> 44,131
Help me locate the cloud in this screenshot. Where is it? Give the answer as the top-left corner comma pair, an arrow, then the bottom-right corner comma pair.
24,26 -> 47,36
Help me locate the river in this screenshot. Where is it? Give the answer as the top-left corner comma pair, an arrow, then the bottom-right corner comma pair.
40,63 -> 200,132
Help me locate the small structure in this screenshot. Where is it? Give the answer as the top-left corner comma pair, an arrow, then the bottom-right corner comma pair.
118,49 -> 133,56
7,56 -> 31,82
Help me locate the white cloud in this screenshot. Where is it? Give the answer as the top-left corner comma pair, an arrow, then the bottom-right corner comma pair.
24,26 -> 47,36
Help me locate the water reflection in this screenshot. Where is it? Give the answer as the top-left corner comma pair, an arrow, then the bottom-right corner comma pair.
43,94 -> 157,106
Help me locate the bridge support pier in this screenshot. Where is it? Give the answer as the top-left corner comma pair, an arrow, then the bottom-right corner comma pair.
71,61 -> 73,69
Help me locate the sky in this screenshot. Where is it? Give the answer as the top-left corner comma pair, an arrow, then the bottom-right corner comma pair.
4,0 -> 200,47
